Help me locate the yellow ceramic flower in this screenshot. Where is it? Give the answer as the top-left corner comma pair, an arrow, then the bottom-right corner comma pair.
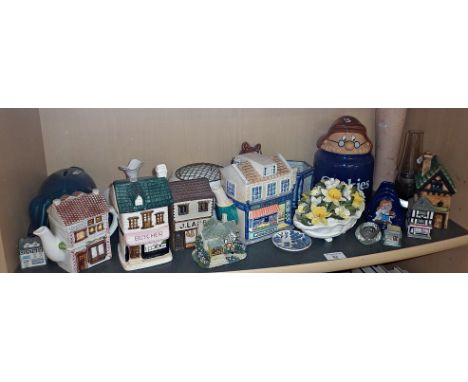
306,206 -> 331,225
352,192 -> 364,209
321,187 -> 345,206
297,203 -> 308,214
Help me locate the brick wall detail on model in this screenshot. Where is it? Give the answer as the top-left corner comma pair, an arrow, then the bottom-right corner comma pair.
169,178 -> 215,251
221,152 -> 297,244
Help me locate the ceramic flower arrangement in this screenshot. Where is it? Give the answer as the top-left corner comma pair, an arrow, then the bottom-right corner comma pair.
293,177 -> 366,242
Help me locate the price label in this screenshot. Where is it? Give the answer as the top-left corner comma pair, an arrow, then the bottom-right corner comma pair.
324,252 -> 346,261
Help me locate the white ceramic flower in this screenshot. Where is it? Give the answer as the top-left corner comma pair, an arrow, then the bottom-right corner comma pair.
297,203 -> 308,214
324,178 -> 341,189
334,206 -> 351,219
321,187 -> 346,206
310,187 -> 321,197
343,183 -> 354,201
311,196 -> 323,205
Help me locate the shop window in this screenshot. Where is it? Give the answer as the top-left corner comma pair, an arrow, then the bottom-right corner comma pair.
178,204 -> 189,215
155,212 -> 165,224
251,186 -> 262,201
267,182 -> 276,197
226,181 -> 235,197
74,229 -> 87,243
281,179 -> 290,193
128,217 -> 139,230
141,211 -> 153,229
198,201 -> 209,212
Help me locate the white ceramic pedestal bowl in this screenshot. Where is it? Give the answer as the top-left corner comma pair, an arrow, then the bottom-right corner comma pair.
293,205 -> 365,242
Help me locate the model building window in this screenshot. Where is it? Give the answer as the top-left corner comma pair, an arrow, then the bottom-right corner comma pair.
74,229 -> 87,243
178,204 -> 189,215
141,211 -> 153,229
128,217 -> 139,230
226,181 -> 235,197
88,218 -> 94,226
281,179 -> 290,193
251,186 -> 262,201
198,201 -> 209,212
155,212 -> 165,224
267,182 -> 276,197
89,242 -> 106,264
135,195 -> 144,207
96,216 -> 102,223
88,226 -> 96,235
97,223 -> 104,232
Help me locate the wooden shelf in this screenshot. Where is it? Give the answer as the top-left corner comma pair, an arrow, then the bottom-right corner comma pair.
17,219 -> 468,273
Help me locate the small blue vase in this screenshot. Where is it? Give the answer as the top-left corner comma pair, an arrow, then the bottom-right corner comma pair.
366,181 -> 405,229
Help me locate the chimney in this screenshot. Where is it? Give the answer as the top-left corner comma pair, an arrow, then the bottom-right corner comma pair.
155,164 -> 168,178
421,152 -> 433,176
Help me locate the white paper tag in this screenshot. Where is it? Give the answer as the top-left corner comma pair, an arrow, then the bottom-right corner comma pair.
324,252 -> 347,261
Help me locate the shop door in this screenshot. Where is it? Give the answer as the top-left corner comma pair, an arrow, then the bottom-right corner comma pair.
185,229 -> 197,248
129,246 -> 141,259
76,251 -> 87,272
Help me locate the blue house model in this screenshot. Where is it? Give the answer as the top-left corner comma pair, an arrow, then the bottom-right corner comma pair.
220,152 -> 297,244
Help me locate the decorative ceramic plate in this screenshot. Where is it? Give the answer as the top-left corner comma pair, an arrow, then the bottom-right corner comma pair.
272,230 -> 312,252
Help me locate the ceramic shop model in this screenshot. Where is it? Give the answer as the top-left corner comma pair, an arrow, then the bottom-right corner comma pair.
415,153 -> 456,229
366,181 -> 405,229
18,237 -> 47,269
220,152 -> 297,244
192,218 -> 247,269
169,178 -> 215,252
293,177 -> 365,242
287,160 -> 314,212
382,225 -> 403,248
34,190 -> 118,273
406,197 -> 435,240
110,160 -> 173,271
211,183 -> 239,223
314,116 -> 374,201
374,109 -> 407,187
29,166 -> 97,234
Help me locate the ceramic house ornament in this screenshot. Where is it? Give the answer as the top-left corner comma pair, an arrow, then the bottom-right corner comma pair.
192,218 -> 247,268
220,152 -> 297,244
415,153 -> 456,229
110,159 -> 174,271
34,189 -> 118,273
407,197 -> 435,240
383,225 -> 403,248
18,237 -> 47,269
169,178 -> 215,252
314,116 -> 375,201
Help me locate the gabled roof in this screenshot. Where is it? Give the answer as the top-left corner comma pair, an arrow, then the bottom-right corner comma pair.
230,153 -> 292,185
113,176 -> 173,214
408,197 -> 435,212
53,191 -> 109,227
169,178 -> 215,203
416,155 -> 456,194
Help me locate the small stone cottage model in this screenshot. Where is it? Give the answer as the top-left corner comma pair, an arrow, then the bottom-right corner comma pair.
169,178 -> 215,251
34,190 -> 116,273
220,152 -> 297,244
407,197 -> 435,240
110,160 -> 173,271
415,153 -> 456,229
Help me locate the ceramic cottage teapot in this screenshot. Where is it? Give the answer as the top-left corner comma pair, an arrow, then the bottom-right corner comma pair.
34,189 -> 118,273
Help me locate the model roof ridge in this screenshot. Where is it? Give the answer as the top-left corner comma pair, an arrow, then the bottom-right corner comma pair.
416,155 -> 457,193
169,177 -> 215,203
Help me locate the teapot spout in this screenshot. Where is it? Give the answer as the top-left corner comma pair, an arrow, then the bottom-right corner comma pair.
33,226 -> 67,263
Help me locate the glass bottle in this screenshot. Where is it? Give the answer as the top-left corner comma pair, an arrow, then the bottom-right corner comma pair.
395,130 -> 424,201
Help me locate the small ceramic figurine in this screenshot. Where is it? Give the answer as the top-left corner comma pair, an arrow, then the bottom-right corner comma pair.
220,152 -> 297,244
367,181 -> 405,229
192,218 -> 247,269
110,160 -> 174,271
407,197 -> 435,240
18,237 -> 47,269
169,178 -> 215,252
415,153 -> 456,229
314,116 -> 374,201
211,183 -> 239,223
383,225 -> 403,248
34,190 -> 118,273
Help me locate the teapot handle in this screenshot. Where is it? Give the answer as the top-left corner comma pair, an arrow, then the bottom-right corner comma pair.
109,206 -> 119,236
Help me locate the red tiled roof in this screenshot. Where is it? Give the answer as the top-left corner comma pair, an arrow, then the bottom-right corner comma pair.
54,192 -> 109,227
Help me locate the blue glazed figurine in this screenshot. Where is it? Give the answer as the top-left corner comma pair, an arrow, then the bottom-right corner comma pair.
314,116 -> 374,201
366,181 -> 405,229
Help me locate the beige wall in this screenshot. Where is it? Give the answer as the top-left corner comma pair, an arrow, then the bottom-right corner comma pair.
39,109 -> 375,190
391,109 -> 468,272
0,109 -> 47,272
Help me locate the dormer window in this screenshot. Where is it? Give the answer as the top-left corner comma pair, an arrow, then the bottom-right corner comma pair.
135,195 -> 143,206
